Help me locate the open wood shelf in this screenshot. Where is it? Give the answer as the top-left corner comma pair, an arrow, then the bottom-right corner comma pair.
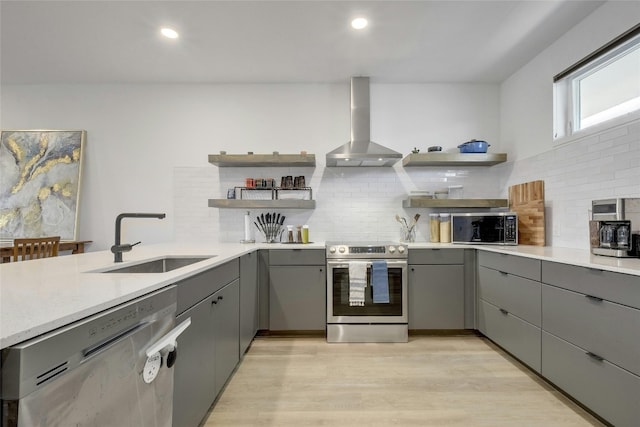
208,199 -> 316,209
208,153 -> 316,167
402,198 -> 509,209
402,153 -> 507,167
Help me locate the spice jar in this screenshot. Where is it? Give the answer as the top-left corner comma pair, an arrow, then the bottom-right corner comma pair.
287,225 -> 294,243
302,225 -> 309,243
429,214 -> 440,243
439,213 -> 451,243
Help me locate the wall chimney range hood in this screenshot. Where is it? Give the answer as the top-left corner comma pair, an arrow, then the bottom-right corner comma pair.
326,77 -> 402,167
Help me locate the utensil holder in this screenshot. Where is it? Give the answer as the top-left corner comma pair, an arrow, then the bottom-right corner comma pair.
400,225 -> 416,243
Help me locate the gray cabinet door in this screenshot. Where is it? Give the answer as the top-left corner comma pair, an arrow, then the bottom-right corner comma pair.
173,296 -> 216,427
269,266 -> 326,331
240,252 -> 258,355
478,299 -> 541,372
409,264 -> 464,329
542,331 -> 640,427
213,279 -> 240,396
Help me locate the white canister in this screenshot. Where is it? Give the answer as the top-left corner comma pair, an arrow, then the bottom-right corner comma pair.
439,213 -> 451,243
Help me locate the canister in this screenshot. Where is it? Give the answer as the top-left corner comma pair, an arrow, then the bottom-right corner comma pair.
439,213 -> 451,243
429,214 -> 440,243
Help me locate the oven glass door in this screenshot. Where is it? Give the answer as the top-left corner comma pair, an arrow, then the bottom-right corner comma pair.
327,260 -> 407,323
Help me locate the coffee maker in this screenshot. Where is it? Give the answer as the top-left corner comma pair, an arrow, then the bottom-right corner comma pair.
590,198 -> 640,257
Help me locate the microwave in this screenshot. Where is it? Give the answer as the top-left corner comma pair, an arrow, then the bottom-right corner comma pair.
451,212 -> 518,245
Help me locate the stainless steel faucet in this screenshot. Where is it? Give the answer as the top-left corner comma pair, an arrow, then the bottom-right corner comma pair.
111,213 -> 166,262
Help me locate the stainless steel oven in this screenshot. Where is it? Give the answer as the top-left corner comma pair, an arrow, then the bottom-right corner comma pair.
326,242 -> 408,343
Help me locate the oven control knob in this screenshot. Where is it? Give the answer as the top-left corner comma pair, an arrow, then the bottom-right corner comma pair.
329,246 -> 336,254
388,246 -> 396,253
338,246 -> 346,253
397,246 -> 406,254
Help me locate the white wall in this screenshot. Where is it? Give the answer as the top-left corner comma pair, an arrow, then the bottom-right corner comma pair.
500,1 -> 640,160
1,83 -> 499,249
499,1 -> 640,248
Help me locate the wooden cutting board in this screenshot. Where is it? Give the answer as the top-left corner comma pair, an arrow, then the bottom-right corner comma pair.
509,180 -> 545,246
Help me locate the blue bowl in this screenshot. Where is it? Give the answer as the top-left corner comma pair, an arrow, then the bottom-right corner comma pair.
458,140 -> 490,153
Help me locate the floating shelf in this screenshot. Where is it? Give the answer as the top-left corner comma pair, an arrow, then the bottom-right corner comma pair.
208,199 -> 316,209
208,153 -> 316,167
402,153 -> 507,167
402,198 -> 509,209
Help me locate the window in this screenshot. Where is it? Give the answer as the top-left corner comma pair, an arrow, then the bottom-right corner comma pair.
554,25 -> 640,141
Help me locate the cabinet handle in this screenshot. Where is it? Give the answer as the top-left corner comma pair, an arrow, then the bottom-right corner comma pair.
586,352 -> 604,362
499,308 -> 509,315
499,271 -> 508,276
320,268 -> 323,272
411,267 -> 415,271
218,295 -> 223,301
585,295 -> 603,302
211,300 -> 217,305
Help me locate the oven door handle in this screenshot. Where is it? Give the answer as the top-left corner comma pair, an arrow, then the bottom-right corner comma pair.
327,260 -> 407,269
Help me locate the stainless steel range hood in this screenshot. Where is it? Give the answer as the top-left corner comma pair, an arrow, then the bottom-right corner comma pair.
326,77 -> 402,167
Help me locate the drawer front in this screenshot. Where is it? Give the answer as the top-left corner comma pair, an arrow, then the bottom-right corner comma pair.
269,249 -> 325,266
542,284 -> 640,376
478,251 -> 540,281
542,261 -> 640,308
478,266 -> 541,326
478,299 -> 541,372
177,259 -> 240,314
542,331 -> 640,427
408,248 -> 464,265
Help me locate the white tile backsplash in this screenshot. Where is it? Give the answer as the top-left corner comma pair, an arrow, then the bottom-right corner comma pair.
175,119 -> 639,249
497,119 -> 640,249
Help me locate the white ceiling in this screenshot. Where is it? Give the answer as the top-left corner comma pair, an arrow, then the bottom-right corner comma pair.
0,0 -> 605,84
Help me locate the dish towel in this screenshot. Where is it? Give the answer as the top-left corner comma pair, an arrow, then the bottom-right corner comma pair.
349,261 -> 367,306
371,260 -> 390,304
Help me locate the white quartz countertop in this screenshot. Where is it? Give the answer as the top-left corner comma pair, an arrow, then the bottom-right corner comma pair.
408,243 -> 640,276
1,241 -> 638,349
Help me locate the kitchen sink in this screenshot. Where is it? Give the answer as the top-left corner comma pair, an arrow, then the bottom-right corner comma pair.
95,256 -> 215,273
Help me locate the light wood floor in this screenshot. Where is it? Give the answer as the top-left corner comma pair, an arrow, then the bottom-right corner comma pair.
203,336 -> 605,426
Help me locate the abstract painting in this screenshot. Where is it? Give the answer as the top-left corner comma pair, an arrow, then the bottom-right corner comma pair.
0,130 -> 85,240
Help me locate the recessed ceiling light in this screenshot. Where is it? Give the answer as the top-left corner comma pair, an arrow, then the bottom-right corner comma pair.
351,18 -> 368,30
161,28 -> 179,39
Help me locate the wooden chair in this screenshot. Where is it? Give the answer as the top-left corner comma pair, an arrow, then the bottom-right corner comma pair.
12,236 -> 61,262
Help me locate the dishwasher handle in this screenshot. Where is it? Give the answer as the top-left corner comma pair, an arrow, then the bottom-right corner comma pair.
145,317 -> 191,357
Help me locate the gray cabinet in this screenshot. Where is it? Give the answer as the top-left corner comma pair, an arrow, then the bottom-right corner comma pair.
173,261 -> 240,427
213,280 -> 240,396
478,299 -> 541,371
540,261 -> 640,426
542,331 -> 640,427
478,266 -> 541,327
408,249 -> 473,330
477,252 -> 541,372
542,284 -> 640,377
409,264 -> 464,329
240,251 -> 259,355
268,249 -> 326,331
174,296 -> 216,427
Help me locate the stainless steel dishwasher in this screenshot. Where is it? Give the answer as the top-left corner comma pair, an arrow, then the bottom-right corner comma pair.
1,286 -> 190,427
